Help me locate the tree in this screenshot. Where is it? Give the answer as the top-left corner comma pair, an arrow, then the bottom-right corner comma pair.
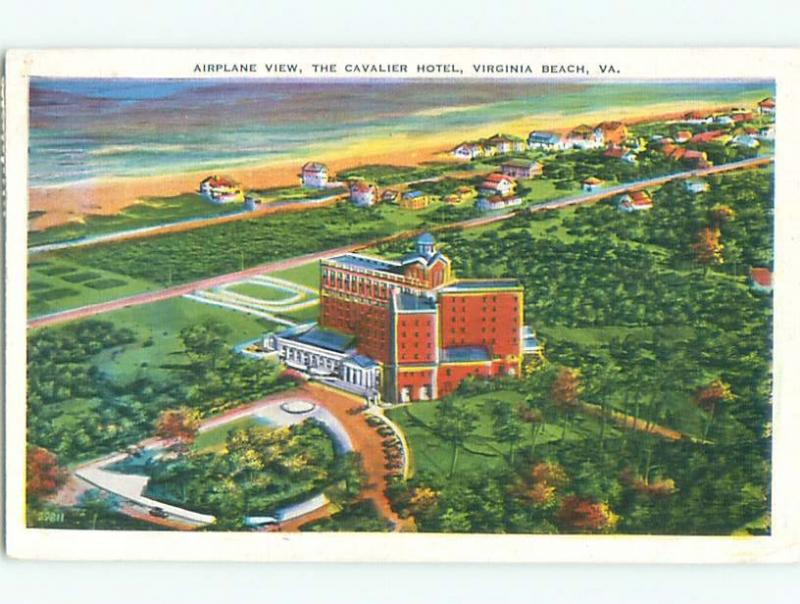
179,321 -> 231,371
485,399 -> 525,465
694,379 -> 734,439
557,495 -> 619,533
26,446 -> 64,501
154,407 -> 202,444
550,367 -> 582,440
78,488 -> 116,530
518,402 -> 545,458
434,398 -> 478,478
692,227 -> 724,276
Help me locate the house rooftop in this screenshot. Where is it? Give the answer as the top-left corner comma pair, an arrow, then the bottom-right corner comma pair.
750,267 -> 773,288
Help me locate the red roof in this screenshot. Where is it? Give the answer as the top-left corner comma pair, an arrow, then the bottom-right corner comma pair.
202,175 -> 237,188
758,98 -> 776,108
629,190 -> 651,203
731,113 -> 751,123
484,173 -> 514,184
683,150 -> 706,161
670,147 -> 687,160
583,177 -> 604,185
675,130 -> 692,141
603,146 -> 626,159
302,162 -> 327,173
685,111 -> 709,120
349,181 -> 375,193
750,268 -> 772,288
690,130 -> 725,144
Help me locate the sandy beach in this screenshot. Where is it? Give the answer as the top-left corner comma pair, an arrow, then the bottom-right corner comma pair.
28,97 -> 761,230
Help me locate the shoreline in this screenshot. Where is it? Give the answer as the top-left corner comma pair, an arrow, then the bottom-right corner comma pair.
29,96 -> 762,230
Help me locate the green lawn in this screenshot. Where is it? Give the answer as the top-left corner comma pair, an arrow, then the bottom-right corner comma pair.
266,260 -> 321,291
28,258 -> 159,318
387,390 -> 617,479
28,193 -> 242,247
226,282 -> 299,301
85,297 -> 278,382
193,416 -> 265,452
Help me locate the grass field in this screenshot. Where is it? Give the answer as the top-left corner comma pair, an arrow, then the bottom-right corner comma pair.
226,282 -> 299,301
28,193 -> 241,247
193,416 -> 265,452
266,260 -> 321,291
28,258 -> 158,318
85,297 -> 278,382
387,390 -> 618,478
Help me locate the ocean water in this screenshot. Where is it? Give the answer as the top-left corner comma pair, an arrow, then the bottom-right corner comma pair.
29,78 -> 773,188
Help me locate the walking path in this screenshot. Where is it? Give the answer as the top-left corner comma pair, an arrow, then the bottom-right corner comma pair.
580,401 -> 699,442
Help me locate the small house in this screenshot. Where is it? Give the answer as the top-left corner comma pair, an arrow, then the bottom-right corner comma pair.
528,131 -> 564,150
596,121 -> 629,145
714,115 -> 735,127
349,181 -> 378,207
476,195 -> 523,212
749,268 -> 773,293
478,173 -> 517,197
300,162 -> 329,189
582,177 -> 605,192
683,111 -> 713,125
199,175 -> 244,204
732,135 -> 760,149
684,178 -> 710,194
381,189 -> 399,204
674,130 -> 693,143
501,160 -> 543,180
567,124 -> 604,149
757,97 -> 776,115
617,190 -> 653,212
399,190 -> 430,210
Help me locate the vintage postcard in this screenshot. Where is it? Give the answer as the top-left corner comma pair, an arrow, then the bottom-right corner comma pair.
3,49 -> 799,562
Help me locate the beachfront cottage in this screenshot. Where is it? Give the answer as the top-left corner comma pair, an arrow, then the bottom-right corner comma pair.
567,124 -> 604,149
478,173 -> 517,197
596,121 -> 629,146
617,190 -> 653,212
749,268 -> 773,293
684,178 -> 710,194
199,175 -> 244,204
674,130 -> 693,143
451,143 -> 476,161
381,189 -> 399,204
582,177 -> 605,192
757,97 -> 776,115
732,135 -> 760,149
300,162 -> 329,189
399,190 -> 430,210
476,195 -> 523,212
683,111 -> 713,125
349,181 -> 378,207
485,134 -> 516,154
527,131 -> 565,150
501,159 -> 543,180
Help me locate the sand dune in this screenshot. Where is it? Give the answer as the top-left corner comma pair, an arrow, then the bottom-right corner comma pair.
28,98 -> 757,230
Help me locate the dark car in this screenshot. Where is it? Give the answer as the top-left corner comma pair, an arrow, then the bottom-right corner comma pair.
148,507 -> 169,518
377,426 -> 394,437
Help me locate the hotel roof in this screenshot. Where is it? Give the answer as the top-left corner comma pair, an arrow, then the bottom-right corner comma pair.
441,279 -> 522,291
327,253 -> 401,273
396,292 -> 436,312
441,346 -> 491,363
293,326 -> 354,353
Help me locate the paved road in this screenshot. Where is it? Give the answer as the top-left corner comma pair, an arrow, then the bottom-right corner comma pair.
27,155 -> 772,330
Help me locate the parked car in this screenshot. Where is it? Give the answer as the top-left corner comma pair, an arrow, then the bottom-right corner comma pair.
377,426 -> 394,437
148,507 -> 168,518
366,416 -> 384,427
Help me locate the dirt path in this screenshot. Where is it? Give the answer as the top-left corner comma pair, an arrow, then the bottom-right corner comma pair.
580,401 -> 688,441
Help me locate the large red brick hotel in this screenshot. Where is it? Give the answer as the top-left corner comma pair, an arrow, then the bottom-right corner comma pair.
313,233 -> 526,403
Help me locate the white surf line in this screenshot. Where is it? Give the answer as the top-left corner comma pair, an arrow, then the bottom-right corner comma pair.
182,293 -> 297,326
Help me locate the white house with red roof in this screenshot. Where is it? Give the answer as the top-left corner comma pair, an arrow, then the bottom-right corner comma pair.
199,175 -> 244,204
582,177 -> 605,192
348,181 -> 378,207
478,173 -> 517,197
617,190 -> 653,212
749,268 -> 773,293
757,97 -> 776,115
300,162 -> 329,188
